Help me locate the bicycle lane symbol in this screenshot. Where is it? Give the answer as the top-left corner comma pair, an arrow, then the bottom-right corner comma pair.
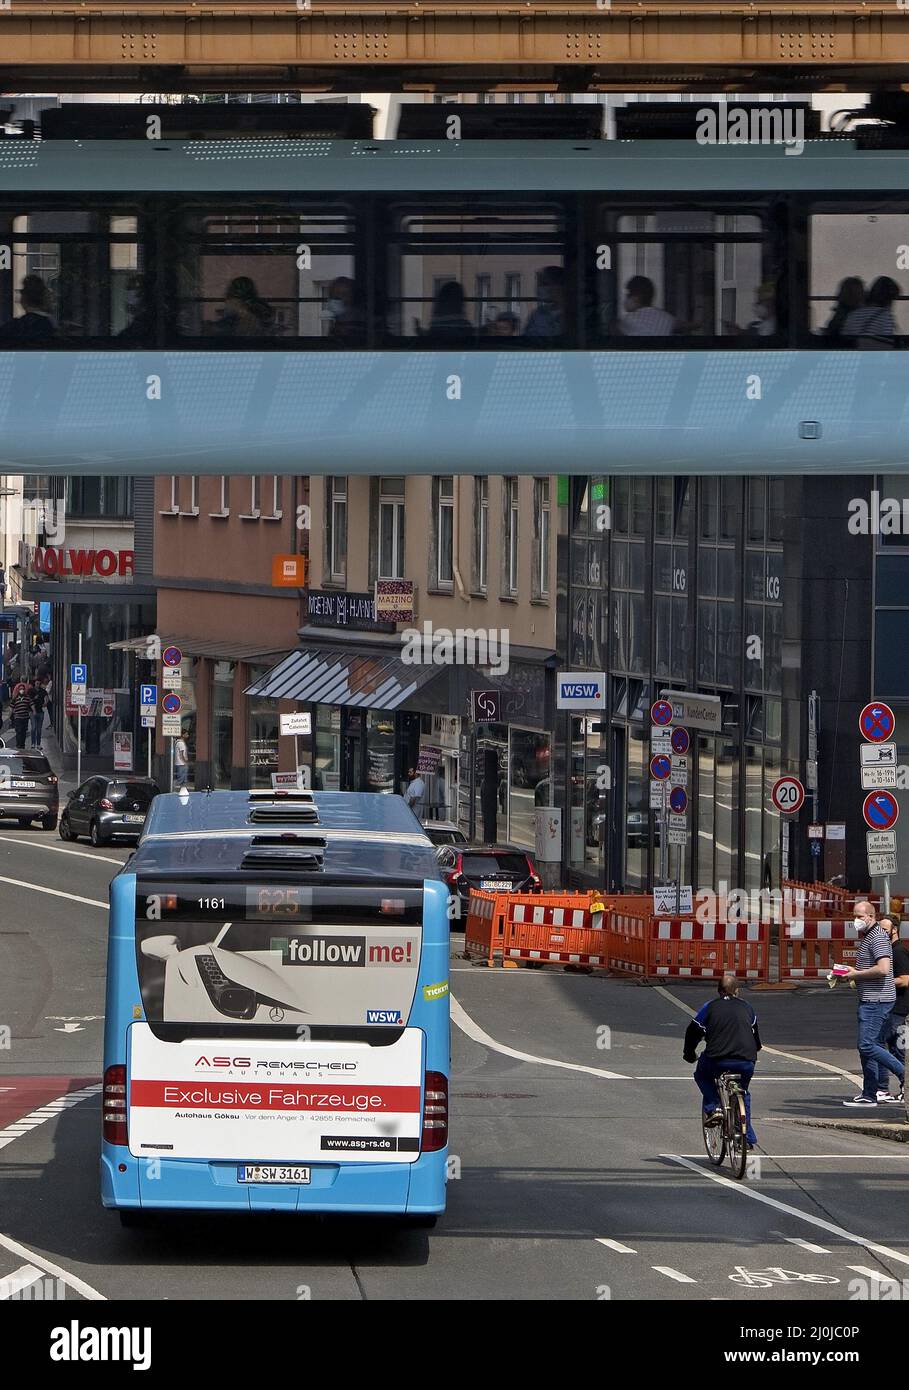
729,1266 -> 840,1289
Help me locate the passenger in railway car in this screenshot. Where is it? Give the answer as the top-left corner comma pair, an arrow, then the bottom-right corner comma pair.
523,265 -> 566,338
842,275 -> 902,348
212,275 -> 274,338
117,273 -> 154,343
0,274 -> 56,341
490,311 -> 520,337
724,280 -> 778,339
821,276 -> 865,339
617,275 -> 676,336
422,280 -> 474,342
324,275 -> 365,342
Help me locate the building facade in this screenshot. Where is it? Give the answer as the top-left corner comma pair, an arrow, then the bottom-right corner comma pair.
249,473 -> 558,850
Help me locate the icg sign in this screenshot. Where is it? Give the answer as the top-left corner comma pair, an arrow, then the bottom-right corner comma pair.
556,671 -> 606,710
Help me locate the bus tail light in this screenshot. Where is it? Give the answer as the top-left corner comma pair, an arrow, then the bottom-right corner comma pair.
103,1064 -> 128,1145
421,1071 -> 448,1152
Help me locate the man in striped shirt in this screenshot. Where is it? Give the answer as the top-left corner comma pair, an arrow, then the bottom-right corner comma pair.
842,899 -> 906,1107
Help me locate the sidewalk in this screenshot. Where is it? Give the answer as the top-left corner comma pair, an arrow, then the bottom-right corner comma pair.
0,716 -> 79,800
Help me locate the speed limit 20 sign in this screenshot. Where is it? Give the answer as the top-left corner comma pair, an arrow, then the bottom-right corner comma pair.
771,776 -> 805,815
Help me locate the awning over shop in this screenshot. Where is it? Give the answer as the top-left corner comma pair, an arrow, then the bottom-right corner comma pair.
244,645 -> 446,711
108,635 -> 290,662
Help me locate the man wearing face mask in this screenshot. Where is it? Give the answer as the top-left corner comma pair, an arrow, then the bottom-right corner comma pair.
841,899 -> 906,1107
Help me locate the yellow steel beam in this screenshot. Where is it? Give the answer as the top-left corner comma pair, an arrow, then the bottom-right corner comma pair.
1,5 -> 908,93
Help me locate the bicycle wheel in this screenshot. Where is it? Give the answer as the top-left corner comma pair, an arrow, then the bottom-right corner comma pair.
702,1108 -> 726,1166
726,1089 -> 748,1180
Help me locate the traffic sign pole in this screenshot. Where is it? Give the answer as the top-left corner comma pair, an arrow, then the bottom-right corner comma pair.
76,633 -> 82,788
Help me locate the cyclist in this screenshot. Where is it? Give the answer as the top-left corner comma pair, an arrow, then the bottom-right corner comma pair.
683,974 -> 762,1148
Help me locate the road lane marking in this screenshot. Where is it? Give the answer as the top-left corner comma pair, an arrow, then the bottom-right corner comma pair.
633,1076 -> 843,1082
0,1083 -> 102,1151
0,875 -> 107,910
663,1153 -> 909,1268
0,1232 -> 105,1301
653,984 -> 863,1087
847,1265 -> 891,1281
596,1238 -> 637,1254
0,1265 -> 44,1300
0,836 -> 123,866
784,1237 -> 831,1254
674,1152 -> 909,1160
653,1266 -> 697,1283
450,995 -> 627,1079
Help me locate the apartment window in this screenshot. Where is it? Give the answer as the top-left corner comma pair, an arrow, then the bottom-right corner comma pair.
504,477 -> 519,596
264,476 -> 283,520
533,477 -> 550,598
240,476 -> 262,520
161,476 -> 180,515
327,476 -> 348,582
434,476 -> 454,587
179,476 -> 199,517
66,476 -> 134,518
378,477 -> 406,579
474,476 -> 489,592
210,476 -> 230,518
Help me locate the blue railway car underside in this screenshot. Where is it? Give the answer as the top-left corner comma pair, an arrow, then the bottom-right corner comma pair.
0,350 -> 903,475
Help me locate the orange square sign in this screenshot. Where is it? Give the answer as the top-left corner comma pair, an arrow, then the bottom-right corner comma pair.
272,554 -> 307,588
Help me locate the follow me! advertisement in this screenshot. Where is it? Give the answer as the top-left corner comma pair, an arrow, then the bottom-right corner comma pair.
128,883 -> 434,1162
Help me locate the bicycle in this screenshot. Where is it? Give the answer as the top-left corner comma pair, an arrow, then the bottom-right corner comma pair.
702,1070 -> 749,1180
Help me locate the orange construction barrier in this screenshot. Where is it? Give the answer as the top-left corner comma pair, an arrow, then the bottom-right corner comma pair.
782,880 -> 881,917
464,890 -> 509,966
503,893 -> 605,967
605,907 -> 650,976
780,919 -> 858,979
650,919 -> 770,980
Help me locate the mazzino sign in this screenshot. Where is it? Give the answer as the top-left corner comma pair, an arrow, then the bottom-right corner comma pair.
557,671 -> 606,710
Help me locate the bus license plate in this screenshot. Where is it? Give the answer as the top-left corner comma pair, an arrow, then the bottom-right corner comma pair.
238,1165 -> 310,1184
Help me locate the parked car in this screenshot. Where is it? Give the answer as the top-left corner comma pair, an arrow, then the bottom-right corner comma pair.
422,820 -> 468,847
0,750 -> 59,829
59,775 -> 160,846
435,843 -> 542,922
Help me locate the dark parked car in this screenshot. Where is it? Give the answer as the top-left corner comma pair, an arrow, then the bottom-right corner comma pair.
59,775 -> 160,846
0,751 -> 59,829
435,842 -> 541,922
422,820 -> 468,847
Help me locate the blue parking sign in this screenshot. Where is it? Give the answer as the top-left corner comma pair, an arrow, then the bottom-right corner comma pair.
70,663 -> 87,685
140,684 -> 157,707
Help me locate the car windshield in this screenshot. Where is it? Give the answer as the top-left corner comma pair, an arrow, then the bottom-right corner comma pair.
108,783 -> 157,809
461,852 -> 528,876
0,756 -> 51,776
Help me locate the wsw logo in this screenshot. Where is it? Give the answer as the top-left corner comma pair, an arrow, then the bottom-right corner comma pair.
366,1010 -> 403,1024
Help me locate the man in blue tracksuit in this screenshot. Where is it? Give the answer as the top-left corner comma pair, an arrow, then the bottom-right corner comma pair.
683,974 -> 762,1147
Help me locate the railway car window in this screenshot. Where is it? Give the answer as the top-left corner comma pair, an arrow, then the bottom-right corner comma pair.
0,207 -> 143,344
385,201 -> 569,344
592,207 -> 777,343
170,203 -> 360,342
809,206 -> 909,340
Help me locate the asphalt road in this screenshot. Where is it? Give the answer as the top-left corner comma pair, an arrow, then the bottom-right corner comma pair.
1,823 -> 908,1303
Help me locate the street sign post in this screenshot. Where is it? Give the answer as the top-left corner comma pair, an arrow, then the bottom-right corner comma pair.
863,789 -> 900,832
140,683 -> 157,777
650,754 -> 671,781
162,666 -> 182,691
650,700 -> 673,727
670,727 -> 690,756
162,646 -> 182,668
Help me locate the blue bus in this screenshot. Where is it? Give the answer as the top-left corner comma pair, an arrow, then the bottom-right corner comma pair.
101,788 -> 450,1225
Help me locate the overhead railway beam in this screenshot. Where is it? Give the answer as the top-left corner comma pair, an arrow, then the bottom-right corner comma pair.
1,3 -> 909,94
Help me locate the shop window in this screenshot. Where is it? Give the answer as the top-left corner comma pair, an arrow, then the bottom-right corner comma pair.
247,672 -> 279,788
509,728 -> 551,852
211,661 -> 235,789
